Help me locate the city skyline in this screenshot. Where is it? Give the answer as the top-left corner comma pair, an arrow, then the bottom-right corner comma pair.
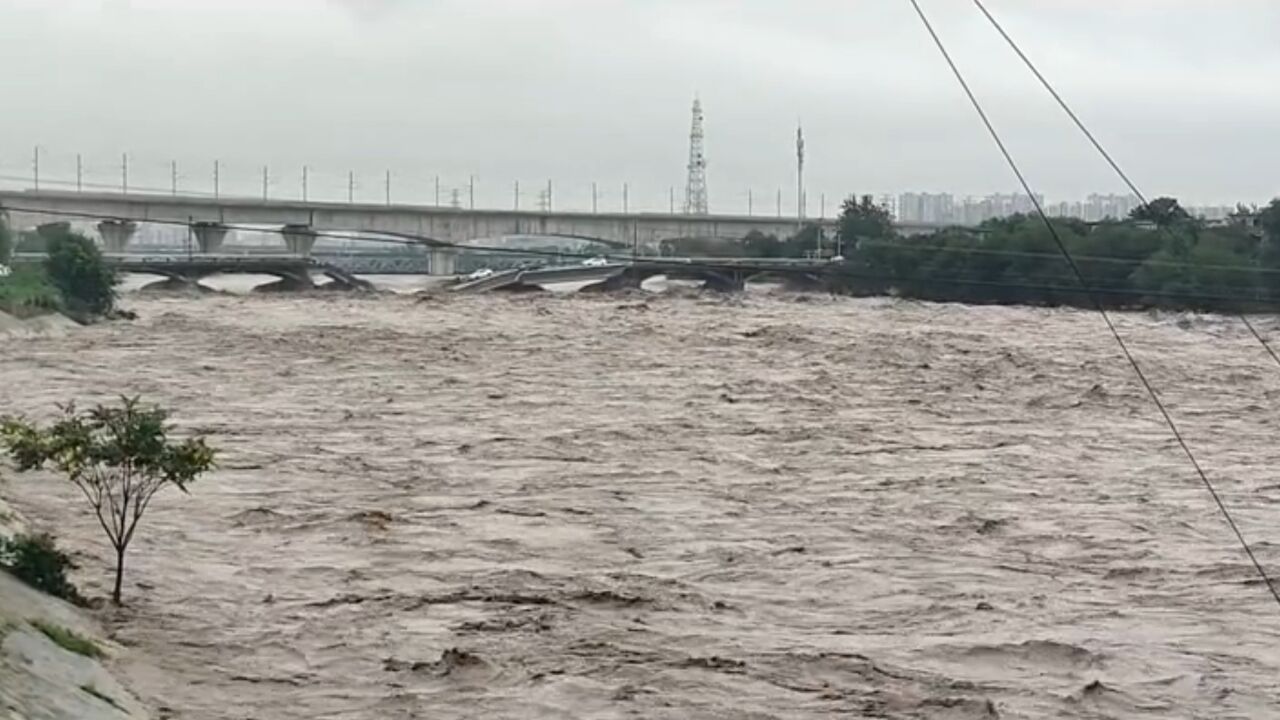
894,191 -> 1249,225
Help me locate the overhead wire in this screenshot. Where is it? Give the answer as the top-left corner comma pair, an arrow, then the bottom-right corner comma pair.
970,0 -> 1280,370
906,0 -> 1280,609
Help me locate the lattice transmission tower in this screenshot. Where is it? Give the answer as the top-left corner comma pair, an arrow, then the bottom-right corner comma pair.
683,97 -> 709,214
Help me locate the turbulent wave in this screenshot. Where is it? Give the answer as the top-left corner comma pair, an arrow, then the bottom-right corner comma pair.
2,292 -> 1278,718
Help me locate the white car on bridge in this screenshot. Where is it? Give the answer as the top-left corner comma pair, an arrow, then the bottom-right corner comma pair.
582,256 -> 610,267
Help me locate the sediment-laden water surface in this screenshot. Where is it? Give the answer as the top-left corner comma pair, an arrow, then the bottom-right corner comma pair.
3,291 -> 1280,719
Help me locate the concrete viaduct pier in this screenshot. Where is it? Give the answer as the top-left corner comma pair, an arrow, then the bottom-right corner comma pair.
96,220 -> 137,254
191,222 -> 230,254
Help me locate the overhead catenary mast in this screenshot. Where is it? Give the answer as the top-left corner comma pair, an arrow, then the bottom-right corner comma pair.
796,122 -> 805,232
684,97 -> 709,215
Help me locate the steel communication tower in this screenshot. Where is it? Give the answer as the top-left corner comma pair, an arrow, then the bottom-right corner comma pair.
683,98 -> 709,215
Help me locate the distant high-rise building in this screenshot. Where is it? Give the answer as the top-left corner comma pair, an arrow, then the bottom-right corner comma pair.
1188,205 -> 1234,221
887,191 -> 1243,225
897,192 -> 920,222
896,192 -> 954,223
878,194 -> 897,220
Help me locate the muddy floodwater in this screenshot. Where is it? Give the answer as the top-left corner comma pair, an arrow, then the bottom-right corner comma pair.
3,290 -> 1280,719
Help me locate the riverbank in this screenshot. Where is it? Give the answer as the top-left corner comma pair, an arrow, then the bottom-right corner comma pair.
2,291 -> 1279,718
1,299 -> 150,720
0,494 -> 150,719
0,309 -> 81,338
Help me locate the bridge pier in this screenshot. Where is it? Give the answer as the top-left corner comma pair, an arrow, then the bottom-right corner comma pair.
701,270 -> 747,293
281,224 -> 317,256
191,222 -> 230,254
580,267 -> 643,293
97,220 -> 137,254
138,272 -> 210,293
36,222 -> 72,239
429,247 -> 457,276
258,273 -> 315,292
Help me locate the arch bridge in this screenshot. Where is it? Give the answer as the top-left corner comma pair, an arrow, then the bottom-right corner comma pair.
452,258 -> 838,293
14,252 -> 372,292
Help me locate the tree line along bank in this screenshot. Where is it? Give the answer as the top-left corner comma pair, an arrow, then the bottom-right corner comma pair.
664,195 -> 1280,313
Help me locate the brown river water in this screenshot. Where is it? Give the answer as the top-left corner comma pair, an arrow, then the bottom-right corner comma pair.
3,287 -> 1280,719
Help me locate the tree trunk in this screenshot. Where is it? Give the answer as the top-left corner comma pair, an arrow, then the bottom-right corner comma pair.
112,545 -> 126,605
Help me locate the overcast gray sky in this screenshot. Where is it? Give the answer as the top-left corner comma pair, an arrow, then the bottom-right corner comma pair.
1,0 -> 1277,213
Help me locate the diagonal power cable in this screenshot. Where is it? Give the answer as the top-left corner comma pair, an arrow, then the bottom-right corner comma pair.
970,0 -> 1280,370
906,0 -> 1280,610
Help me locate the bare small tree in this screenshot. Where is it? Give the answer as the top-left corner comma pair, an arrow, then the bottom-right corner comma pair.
2,397 -> 215,605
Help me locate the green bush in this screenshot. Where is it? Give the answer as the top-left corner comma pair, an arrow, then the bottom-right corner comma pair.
30,619 -> 103,658
0,265 -> 64,317
42,227 -> 117,317
0,533 -> 84,605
